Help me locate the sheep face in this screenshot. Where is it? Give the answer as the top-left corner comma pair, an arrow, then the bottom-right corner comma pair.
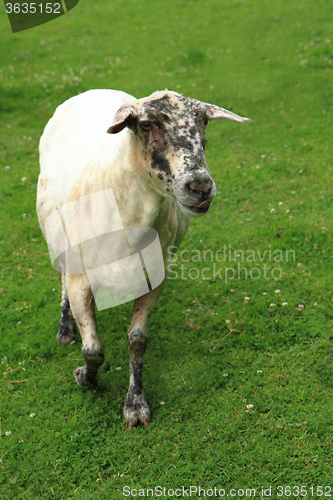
107,91 -> 249,217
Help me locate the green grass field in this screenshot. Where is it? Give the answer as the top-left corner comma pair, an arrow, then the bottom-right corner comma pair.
1,0 -> 333,498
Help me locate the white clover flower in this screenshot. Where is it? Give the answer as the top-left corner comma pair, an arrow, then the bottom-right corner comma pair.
282,302 -> 288,307
279,201 -> 283,206
226,319 -> 231,324
160,401 -> 165,405
270,303 -> 276,307
262,292 -> 267,296
21,177 -> 27,182
257,370 -> 263,373
4,166 -> 10,171
298,304 -> 304,311
29,413 -> 35,418
223,373 -> 228,377
314,303 -> 318,306
275,289 -> 280,294
116,367 -> 122,370
246,404 -> 254,409
6,431 -> 11,436
270,208 -> 276,213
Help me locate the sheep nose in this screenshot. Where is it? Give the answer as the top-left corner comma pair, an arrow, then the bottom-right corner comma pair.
185,178 -> 213,198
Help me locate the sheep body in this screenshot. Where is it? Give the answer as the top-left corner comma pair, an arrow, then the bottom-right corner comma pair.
37,89 -> 249,428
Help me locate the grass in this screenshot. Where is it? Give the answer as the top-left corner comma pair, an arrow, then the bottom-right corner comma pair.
1,0 -> 333,498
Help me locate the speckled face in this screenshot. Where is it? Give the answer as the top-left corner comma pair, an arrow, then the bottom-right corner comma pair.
108,91 -> 249,216
133,92 -> 216,216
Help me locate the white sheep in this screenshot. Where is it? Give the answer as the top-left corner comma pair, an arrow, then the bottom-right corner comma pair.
37,89 -> 249,428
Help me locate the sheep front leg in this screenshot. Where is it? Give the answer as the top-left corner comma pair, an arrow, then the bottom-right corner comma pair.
65,273 -> 105,390
124,281 -> 165,429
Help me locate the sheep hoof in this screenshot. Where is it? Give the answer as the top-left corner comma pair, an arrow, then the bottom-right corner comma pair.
124,392 -> 150,429
73,365 -> 98,390
57,323 -> 77,347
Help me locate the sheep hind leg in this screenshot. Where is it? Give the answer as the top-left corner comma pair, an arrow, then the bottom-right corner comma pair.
57,272 -> 77,347
124,281 -> 165,429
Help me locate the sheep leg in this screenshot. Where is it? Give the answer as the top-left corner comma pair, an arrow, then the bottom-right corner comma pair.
57,272 -> 77,346
65,273 -> 105,390
124,280 -> 165,429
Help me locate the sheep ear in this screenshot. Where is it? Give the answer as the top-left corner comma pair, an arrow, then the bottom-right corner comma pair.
204,103 -> 250,123
107,105 -> 138,134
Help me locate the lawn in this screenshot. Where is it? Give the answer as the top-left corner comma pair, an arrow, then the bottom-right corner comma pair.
1,0 -> 333,498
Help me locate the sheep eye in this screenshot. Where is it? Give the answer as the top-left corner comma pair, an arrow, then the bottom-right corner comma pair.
141,121 -> 151,131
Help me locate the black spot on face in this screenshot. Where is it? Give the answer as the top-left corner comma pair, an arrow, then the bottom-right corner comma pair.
173,136 -> 194,152
151,148 -> 171,176
144,95 -> 177,115
189,126 -> 197,138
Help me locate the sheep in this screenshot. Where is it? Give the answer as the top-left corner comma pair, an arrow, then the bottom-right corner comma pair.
37,89 -> 249,429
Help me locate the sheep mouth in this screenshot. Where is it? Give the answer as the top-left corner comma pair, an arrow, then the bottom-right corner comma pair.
179,198 -> 212,215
